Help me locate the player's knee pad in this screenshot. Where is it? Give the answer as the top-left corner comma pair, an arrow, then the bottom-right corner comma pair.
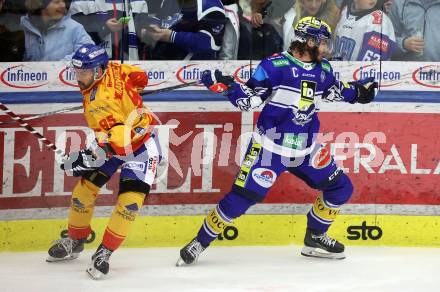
118,178 -> 151,196
82,170 -> 110,188
322,173 -> 353,206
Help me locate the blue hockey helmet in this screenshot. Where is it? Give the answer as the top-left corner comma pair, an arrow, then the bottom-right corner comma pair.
71,44 -> 109,70
294,17 -> 333,50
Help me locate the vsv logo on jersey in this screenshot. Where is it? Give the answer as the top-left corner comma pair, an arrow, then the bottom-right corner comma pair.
292,103 -> 316,126
252,168 -> 277,188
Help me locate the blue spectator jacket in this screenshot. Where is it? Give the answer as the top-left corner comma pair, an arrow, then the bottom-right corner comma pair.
20,14 -> 94,61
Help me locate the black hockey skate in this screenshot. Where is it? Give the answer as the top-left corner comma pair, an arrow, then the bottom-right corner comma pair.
301,228 -> 345,260
46,237 -> 85,262
176,237 -> 206,266
87,244 -> 113,279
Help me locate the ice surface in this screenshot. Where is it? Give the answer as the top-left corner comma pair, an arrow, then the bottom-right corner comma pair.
0,246 -> 438,292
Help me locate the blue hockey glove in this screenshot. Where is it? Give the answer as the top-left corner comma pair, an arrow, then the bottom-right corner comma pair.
201,69 -> 234,93
349,77 -> 378,104
61,148 -> 100,177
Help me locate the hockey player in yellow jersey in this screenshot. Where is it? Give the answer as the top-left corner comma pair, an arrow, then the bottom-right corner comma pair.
46,44 -> 161,279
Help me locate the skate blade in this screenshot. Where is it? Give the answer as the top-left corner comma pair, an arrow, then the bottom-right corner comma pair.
87,266 -> 105,280
46,253 -> 79,262
300,246 -> 345,260
176,257 -> 186,267
176,257 -> 191,267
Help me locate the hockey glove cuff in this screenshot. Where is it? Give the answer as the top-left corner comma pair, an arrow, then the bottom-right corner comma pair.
61,148 -> 100,177
201,69 -> 234,94
350,77 -> 378,104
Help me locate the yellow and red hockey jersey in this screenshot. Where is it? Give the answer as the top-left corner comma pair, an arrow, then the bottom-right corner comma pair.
81,62 -> 155,156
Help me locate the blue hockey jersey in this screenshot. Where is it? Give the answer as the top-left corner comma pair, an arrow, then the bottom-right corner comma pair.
226,52 -> 358,157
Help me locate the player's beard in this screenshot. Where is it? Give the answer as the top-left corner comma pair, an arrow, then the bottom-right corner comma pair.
77,80 -> 93,90
308,46 -> 321,63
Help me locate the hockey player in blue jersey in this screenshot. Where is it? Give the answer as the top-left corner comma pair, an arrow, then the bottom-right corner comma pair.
176,16 -> 377,265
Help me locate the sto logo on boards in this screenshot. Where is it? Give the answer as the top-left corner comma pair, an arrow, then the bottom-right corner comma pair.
347,221 -> 383,240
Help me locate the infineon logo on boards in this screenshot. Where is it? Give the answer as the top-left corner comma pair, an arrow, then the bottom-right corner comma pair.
233,63 -> 255,84
146,70 -> 166,87
59,66 -> 78,87
175,64 -> 203,86
1,65 -> 49,89
412,65 -> 440,89
352,64 -> 401,87
131,64 -> 167,87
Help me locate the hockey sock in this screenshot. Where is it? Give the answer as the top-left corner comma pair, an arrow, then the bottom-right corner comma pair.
307,173 -> 353,233
102,191 -> 145,251
68,178 -> 99,240
307,194 -> 341,233
197,204 -> 233,247
196,191 -> 256,247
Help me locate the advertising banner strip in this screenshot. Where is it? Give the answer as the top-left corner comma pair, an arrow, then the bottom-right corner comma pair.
1,61 -> 440,93
2,90 -> 440,104
1,214 -> 439,252
1,108 -> 439,208
2,204 -> 440,221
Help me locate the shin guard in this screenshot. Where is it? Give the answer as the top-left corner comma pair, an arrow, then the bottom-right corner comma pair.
68,179 -> 99,240
102,191 -> 145,251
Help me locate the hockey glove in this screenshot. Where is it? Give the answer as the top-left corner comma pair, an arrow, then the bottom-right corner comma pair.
201,69 -> 234,93
61,148 -> 100,177
349,77 -> 378,104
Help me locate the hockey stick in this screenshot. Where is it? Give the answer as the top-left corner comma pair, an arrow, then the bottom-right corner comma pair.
140,80 -> 200,96
0,81 -> 200,126
0,102 -> 65,158
0,104 -> 84,126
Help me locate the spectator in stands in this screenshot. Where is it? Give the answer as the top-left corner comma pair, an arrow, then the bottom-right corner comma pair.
249,0 -> 339,51
237,0 -> 293,59
220,0 -> 240,59
21,0 -> 93,61
250,0 -> 295,28
0,0 -> 25,61
141,0 -> 226,60
69,0 -> 149,61
389,0 -> 440,61
333,0 -> 396,61
283,0 -> 340,50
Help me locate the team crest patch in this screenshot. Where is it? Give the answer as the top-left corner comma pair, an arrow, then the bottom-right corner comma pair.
252,168 -> 277,188
311,147 -> 332,169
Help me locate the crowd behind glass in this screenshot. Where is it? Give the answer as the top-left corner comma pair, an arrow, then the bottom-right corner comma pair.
0,0 -> 437,62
